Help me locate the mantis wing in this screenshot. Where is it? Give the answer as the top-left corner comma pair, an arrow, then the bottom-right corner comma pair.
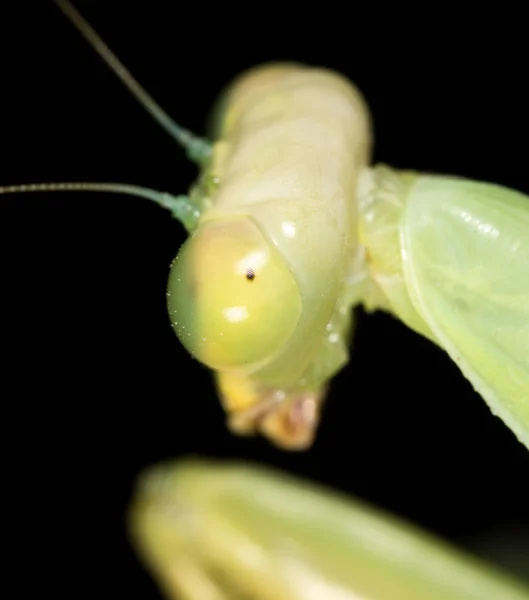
402,176 -> 529,448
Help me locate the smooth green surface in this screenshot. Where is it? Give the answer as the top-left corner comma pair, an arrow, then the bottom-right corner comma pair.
167,217 -> 302,371
130,459 -> 529,600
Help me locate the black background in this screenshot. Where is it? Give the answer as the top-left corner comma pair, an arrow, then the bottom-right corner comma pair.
1,1 -> 528,597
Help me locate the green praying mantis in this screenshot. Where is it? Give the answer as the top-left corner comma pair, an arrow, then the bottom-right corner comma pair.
2,2 -> 528,598
3,1 -> 527,451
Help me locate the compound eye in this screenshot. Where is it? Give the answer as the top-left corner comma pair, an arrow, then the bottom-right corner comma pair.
167,218 -> 302,371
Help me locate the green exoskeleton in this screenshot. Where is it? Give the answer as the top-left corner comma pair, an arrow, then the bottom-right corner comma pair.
1,1 -> 527,450
130,458 -> 529,600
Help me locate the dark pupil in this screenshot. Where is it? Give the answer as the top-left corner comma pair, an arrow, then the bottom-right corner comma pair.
246,269 -> 255,281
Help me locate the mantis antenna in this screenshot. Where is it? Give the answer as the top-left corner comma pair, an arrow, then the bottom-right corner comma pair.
0,0 -> 211,233
54,0 -> 211,164
0,182 -> 200,231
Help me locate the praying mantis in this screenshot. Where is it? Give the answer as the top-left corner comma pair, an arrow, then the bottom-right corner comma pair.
2,1 -> 524,600
2,1 -> 528,450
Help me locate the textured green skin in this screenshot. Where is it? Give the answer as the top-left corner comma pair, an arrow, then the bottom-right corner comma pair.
130,459 -> 529,600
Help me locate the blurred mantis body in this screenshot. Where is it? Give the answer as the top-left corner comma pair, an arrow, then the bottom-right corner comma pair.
130,458 -> 529,599
1,0 -> 527,449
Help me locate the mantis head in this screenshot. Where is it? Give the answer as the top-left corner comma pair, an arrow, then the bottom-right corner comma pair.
167,216 -> 302,373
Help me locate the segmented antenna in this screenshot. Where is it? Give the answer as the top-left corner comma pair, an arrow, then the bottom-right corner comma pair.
0,183 -> 200,232
0,2 -> 207,233
55,0 -> 211,164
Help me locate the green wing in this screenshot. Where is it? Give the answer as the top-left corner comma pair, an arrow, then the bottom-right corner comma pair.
402,176 -> 529,448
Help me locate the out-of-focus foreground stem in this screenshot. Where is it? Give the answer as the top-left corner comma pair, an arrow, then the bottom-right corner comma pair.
129,459 -> 529,600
